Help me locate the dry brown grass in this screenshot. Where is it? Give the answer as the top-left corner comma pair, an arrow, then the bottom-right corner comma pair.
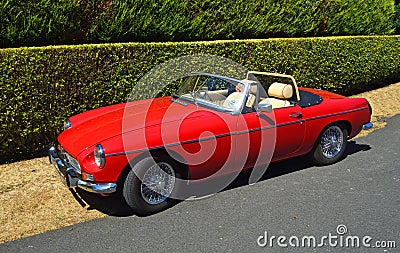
0,158 -> 105,243
350,82 -> 400,138
0,82 -> 399,243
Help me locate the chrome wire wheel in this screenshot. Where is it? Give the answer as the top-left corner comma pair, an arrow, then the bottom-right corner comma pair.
140,162 -> 176,205
320,125 -> 344,159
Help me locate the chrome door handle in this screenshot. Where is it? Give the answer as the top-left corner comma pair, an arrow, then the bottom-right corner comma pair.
289,112 -> 302,118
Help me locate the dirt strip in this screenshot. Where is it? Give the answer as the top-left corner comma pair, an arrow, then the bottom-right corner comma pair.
350,82 -> 400,137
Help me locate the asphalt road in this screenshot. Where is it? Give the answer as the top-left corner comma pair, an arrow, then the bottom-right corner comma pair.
1,115 -> 399,253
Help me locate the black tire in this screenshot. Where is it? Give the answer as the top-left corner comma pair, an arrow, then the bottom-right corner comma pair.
310,124 -> 348,165
123,156 -> 182,216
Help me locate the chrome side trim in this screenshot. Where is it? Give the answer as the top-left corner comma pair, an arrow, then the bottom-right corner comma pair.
303,106 -> 369,122
107,106 -> 369,157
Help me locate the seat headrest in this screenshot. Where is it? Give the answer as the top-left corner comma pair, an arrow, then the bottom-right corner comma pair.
268,82 -> 293,99
250,85 -> 268,98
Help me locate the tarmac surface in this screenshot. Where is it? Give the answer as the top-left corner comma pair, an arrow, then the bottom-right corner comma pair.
1,115 -> 399,252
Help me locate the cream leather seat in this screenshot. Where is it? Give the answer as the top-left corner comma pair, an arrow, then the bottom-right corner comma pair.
245,81 -> 267,108
259,82 -> 293,109
223,92 -> 243,109
223,92 -> 256,109
249,82 -> 268,98
246,93 -> 256,108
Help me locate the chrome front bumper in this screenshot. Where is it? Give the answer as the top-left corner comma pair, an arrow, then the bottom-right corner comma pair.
362,122 -> 373,130
49,146 -> 117,194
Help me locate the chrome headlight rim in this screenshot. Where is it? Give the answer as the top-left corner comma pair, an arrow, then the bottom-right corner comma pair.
64,119 -> 71,130
94,144 -> 106,169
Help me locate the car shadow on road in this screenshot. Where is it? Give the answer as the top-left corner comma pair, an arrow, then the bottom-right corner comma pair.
342,140 -> 371,160
73,188 -> 135,216
223,140 -> 371,192
70,141 -> 370,217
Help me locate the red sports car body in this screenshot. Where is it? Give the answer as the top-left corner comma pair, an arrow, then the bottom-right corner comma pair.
49,71 -> 372,215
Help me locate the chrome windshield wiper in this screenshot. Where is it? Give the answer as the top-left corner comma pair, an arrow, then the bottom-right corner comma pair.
170,96 -> 188,106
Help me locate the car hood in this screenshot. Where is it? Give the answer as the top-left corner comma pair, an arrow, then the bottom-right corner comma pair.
58,97 -> 201,157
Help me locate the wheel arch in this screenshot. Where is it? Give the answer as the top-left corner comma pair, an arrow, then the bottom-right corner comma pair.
307,119 -> 351,154
308,120 -> 349,165
332,120 -> 352,138
116,148 -> 190,190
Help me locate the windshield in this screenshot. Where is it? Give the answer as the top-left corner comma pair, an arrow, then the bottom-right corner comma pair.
173,74 -> 246,113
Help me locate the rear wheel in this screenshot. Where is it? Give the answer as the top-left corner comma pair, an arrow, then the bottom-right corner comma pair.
123,157 -> 182,216
310,124 -> 348,165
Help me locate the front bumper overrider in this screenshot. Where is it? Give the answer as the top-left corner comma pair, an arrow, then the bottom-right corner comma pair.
49,146 -> 116,194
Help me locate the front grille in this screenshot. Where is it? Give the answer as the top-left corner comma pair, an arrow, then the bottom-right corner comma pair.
57,144 -> 82,175
65,153 -> 81,174
59,150 -> 82,174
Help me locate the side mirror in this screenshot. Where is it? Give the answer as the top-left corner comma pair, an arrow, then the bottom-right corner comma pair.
258,103 -> 272,114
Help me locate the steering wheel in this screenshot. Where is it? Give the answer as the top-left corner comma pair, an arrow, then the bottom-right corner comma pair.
195,89 -> 212,101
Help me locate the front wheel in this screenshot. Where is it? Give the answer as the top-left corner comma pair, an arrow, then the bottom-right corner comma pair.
310,124 -> 348,165
123,157 -> 181,216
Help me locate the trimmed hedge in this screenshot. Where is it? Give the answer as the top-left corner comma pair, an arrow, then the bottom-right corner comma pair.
396,3 -> 400,34
1,36 -> 400,162
0,0 -> 396,48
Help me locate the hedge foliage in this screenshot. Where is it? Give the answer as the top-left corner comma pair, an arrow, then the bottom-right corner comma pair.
396,3 -> 400,34
1,36 -> 400,162
0,0 -> 396,48
0,0 -> 82,47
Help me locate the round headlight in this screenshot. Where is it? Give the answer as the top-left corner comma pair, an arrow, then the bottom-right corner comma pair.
94,144 -> 106,169
64,119 -> 71,130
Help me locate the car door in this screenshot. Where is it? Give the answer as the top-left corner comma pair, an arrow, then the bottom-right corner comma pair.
235,102 -> 305,169
272,104 -> 305,160
235,109 -> 276,170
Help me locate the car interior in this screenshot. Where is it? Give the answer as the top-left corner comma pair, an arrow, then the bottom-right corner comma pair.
215,80 -> 295,111
178,75 -> 296,112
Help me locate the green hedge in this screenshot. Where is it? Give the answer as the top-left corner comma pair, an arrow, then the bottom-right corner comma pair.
396,3 -> 400,34
0,0 -> 396,47
326,0 -> 395,36
0,0 -> 83,47
1,36 -> 400,163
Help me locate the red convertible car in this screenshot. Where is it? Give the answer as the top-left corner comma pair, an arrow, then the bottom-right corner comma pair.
49,71 -> 373,215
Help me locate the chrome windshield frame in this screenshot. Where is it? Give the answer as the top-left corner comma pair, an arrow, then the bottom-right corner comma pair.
174,72 -> 250,116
